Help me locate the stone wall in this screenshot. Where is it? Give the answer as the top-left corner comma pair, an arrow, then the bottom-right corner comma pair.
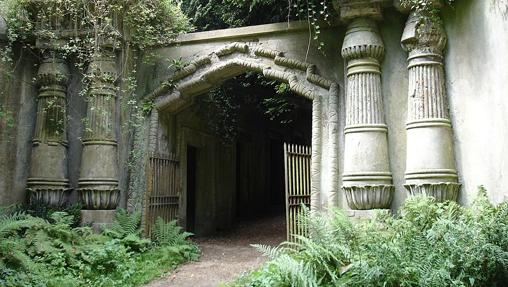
1,0 -> 507,215
0,42 -> 138,209
138,0 -> 508,214
0,46 -> 37,206
444,0 -> 508,205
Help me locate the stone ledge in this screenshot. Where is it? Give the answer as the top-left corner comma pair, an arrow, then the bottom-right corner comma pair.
171,19 -> 340,45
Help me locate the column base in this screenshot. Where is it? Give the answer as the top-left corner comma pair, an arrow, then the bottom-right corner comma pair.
405,182 -> 460,202
81,210 -> 116,232
78,188 -> 120,210
343,184 -> 394,210
28,188 -> 71,206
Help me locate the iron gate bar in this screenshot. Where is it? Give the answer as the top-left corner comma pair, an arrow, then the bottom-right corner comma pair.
143,152 -> 180,236
284,143 -> 311,243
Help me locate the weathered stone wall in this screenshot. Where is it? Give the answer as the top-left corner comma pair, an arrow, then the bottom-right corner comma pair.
136,21 -> 345,215
138,0 -> 508,215
0,45 -> 138,208
0,47 -> 38,206
443,0 -> 508,205
2,0 -> 507,216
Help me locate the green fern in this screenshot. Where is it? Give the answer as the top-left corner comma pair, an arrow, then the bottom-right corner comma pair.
251,244 -> 282,259
0,210 -> 44,271
103,209 -> 142,238
233,188 -> 508,287
151,217 -> 193,247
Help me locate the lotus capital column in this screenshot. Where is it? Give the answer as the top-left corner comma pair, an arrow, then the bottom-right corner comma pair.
401,9 -> 461,201
78,45 -> 120,210
27,50 -> 71,205
337,1 -> 394,210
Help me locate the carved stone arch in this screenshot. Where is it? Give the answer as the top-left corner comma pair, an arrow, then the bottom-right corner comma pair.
144,41 -> 340,213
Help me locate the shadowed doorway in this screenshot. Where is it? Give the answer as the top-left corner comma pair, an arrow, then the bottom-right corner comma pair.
180,74 -> 312,238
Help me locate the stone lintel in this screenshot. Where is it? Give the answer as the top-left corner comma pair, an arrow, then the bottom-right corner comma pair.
35,38 -> 68,51
333,0 -> 388,21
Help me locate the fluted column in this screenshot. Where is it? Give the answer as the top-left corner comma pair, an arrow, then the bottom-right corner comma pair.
27,51 -> 71,205
401,11 -> 460,201
78,47 -> 120,209
341,18 -> 394,210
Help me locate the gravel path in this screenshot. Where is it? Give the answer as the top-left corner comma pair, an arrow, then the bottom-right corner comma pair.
145,215 -> 285,287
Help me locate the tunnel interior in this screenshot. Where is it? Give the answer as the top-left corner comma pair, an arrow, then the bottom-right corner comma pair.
170,75 -> 312,237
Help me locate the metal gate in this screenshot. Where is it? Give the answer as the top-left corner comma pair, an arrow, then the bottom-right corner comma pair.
143,153 -> 180,236
284,143 -> 311,243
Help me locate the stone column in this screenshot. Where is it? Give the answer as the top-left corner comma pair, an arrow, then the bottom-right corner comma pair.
340,15 -> 394,209
78,46 -> 120,211
27,51 -> 71,205
401,11 -> 460,201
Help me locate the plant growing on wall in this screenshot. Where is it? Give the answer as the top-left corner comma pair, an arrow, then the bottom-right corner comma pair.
0,0 -> 191,60
179,1 -> 331,144
0,0 -> 191,135
399,0 -> 456,19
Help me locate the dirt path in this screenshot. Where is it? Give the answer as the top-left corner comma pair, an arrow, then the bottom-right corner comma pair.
145,215 -> 285,287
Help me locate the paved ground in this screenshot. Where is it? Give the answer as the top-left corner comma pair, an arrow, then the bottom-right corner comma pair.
145,215 -> 285,287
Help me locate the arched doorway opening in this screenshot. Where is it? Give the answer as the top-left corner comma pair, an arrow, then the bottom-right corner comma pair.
178,74 -> 313,236
143,42 -> 340,239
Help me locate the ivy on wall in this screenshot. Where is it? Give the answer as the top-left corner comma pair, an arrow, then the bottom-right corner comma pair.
179,0 -> 334,143
400,0 -> 456,22
181,0 -> 334,32
0,0 -> 191,59
0,0 -> 192,142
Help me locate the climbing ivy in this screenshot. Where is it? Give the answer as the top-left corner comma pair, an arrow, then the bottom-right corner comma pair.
400,0 -> 455,13
179,1 -> 333,143
400,0 -> 456,24
181,0 -> 335,50
0,0 -> 191,59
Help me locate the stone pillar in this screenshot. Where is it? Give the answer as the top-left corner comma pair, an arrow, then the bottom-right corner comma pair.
78,46 -> 120,211
340,15 -> 394,209
401,11 -> 460,201
27,51 -> 71,205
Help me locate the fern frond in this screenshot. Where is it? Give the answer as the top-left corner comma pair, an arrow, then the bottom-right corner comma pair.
152,217 -> 193,247
103,209 -> 142,238
251,244 -> 282,259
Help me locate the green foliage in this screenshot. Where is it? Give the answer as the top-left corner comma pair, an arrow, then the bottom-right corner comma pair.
105,209 -> 142,238
0,0 -> 191,52
16,199 -> 82,227
152,218 -> 193,247
0,103 -> 14,130
181,0 -> 287,31
400,0 -> 456,14
125,0 -> 192,48
232,188 -> 508,287
400,0 -> 456,25
195,73 -> 301,143
0,207 -> 199,287
181,0 -> 334,50
151,218 -> 200,263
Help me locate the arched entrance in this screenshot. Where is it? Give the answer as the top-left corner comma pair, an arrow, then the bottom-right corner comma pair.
142,42 -> 340,238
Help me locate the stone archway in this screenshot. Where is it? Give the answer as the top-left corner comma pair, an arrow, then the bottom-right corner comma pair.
143,41 -> 340,230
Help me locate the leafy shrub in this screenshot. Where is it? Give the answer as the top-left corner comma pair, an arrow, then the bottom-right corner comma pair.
16,199 -> 82,227
232,188 -> 508,287
0,207 -> 199,287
